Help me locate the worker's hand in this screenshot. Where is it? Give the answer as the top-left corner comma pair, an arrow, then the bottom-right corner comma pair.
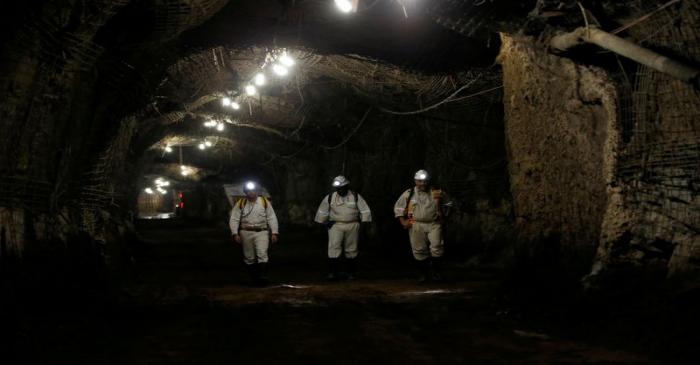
399,217 -> 412,229
271,234 -> 279,243
233,234 -> 242,244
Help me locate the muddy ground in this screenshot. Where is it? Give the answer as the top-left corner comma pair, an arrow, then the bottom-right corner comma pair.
1,219 -> 696,364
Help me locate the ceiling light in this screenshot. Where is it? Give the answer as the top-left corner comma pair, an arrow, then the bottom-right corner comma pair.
157,187 -> 167,195
216,123 -> 225,131
164,146 -> 173,153
335,0 -> 353,13
144,187 -> 154,194
231,102 -> 240,110
279,53 -> 295,67
181,170 -> 189,176
204,140 -> 213,147
272,64 -> 288,76
245,84 -> 257,96
198,143 -> 206,150
222,97 -> 231,106
254,73 -> 266,86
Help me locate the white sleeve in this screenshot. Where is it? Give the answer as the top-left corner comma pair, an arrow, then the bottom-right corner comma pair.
266,201 -> 279,235
357,194 -> 372,222
229,206 -> 241,234
393,190 -> 409,218
314,194 -> 331,223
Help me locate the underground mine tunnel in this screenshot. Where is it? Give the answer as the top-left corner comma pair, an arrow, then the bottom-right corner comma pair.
0,0 -> 699,363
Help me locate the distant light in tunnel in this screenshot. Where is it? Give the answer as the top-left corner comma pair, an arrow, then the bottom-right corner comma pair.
204,140 -> 213,147
216,123 -> 225,132
198,143 -> 206,150
144,187 -> 154,194
204,120 -> 217,128
254,73 -> 266,86
164,146 -> 173,153
245,84 -> 257,96
334,0 -> 354,13
272,64 -> 288,76
231,101 -> 240,110
222,97 -> 231,106
279,53 -> 295,67
157,187 -> 167,195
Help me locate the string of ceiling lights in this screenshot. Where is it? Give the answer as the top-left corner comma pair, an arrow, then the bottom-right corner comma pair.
148,49 -> 298,195
219,48 -> 296,109
144,177 -> 171,195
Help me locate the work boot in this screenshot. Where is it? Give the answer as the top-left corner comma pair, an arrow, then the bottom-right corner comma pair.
327,258 -> 340,282
246,264 -> 259,286
430,256 -> 445,282
417,259 -> 431,283
345,258 -> 357,281
257,262 -> 270,287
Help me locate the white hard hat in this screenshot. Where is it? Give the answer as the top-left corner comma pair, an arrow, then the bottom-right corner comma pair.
414,169 -> 429,181
332,175 -> 349,188
244,181 -> 257,191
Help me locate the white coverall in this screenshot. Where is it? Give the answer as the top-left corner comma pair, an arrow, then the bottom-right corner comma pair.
393,187 -> 451,260
314,191 -> 372,259
229,197 -> 279,265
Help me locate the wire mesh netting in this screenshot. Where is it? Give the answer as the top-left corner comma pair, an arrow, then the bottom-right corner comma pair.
613,0 -> 699,266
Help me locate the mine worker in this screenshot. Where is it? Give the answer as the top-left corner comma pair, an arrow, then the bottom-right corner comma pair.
393,169 -> 452,282
314,175 -> 372,281
229,181 -> 279,286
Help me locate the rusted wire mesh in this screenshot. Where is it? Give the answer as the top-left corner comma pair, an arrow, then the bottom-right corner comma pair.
427,0 -> 500,37
154,0 -> 230,38
78,117 -> 138,233
614,0 -> 700,262
0,176 -> 52,213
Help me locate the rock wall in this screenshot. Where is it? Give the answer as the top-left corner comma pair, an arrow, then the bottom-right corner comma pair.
498,4 -> 700,280
497,34 -> 619,270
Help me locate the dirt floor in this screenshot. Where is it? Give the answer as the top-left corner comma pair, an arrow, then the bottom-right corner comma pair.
0,219 -> 688,364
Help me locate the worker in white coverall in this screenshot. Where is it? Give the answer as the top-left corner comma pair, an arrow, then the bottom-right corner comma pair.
394,170 -> 452,282
229,181 -> 279,286
314,175 -> 372,281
